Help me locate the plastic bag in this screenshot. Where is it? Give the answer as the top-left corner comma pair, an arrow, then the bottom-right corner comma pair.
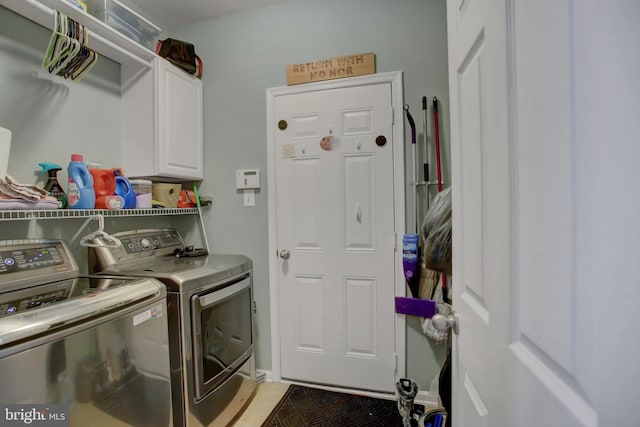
421,187 -> 452,275
421,278 -> 452,345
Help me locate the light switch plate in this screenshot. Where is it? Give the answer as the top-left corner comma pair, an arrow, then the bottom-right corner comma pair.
243,189 -> 256,207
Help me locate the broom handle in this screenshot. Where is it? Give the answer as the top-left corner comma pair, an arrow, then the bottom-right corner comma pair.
433,97 -> 443,192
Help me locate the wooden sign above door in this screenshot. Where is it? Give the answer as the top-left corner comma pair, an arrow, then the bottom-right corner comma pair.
286,52 -> 375,85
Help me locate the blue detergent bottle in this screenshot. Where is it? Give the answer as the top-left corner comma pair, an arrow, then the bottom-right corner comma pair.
67,154 -> 95,209
114,171 -> 136,209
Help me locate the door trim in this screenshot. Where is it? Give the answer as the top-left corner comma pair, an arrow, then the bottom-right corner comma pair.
266,71 -> 406,386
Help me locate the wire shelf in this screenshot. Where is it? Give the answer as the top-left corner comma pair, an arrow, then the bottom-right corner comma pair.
0,208 -> 200,221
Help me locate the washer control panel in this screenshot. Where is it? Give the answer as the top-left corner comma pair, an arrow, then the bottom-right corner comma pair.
120,230 -> 183,254
0,240 -> 78,300
0,243 -> 66,275
89,229 -> 188,268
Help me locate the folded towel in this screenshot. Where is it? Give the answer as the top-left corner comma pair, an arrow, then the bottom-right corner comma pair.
0,175 -> 49,201
0,197 -> 60,210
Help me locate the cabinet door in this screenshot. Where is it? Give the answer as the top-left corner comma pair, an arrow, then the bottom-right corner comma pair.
156,58 -> 204,180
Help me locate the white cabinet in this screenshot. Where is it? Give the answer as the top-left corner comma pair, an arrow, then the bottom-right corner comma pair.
122,57 -> 204,181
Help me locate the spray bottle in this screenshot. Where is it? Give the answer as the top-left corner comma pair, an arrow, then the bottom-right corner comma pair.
402,233 -> 420,298
38,162 -> 67,208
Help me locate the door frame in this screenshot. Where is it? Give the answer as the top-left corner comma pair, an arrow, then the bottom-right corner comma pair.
266,71 -> 406,386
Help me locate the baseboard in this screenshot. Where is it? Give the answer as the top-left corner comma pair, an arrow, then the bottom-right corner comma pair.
414,390 -> 441,409
257,369 -> 273,383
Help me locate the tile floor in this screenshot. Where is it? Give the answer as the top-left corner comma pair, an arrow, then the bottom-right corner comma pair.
231,382 -> 291,427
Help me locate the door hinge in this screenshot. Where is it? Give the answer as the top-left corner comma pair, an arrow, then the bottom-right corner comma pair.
391,107 -> 395,126
394,232 -> 397,251
253,300 -> 257,314
394,353 -> 398,373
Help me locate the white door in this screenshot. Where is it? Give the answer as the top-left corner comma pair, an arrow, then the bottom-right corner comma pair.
267,72 -> 405,393
448,0 -> 639,426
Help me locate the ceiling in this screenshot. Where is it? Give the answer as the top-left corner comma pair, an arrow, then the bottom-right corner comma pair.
125,0 -> 292,30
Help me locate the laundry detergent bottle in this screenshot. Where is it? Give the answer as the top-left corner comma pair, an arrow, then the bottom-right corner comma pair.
114,170 -> 136,209
67,154 -> 95,209
38,162 -> 67,208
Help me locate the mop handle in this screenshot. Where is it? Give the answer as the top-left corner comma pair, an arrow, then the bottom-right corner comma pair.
404,104 -> 418,233
433,97 -> 443,192
404,104 -> 416,144
422,97 -> 430,182
193,183 -> 211,253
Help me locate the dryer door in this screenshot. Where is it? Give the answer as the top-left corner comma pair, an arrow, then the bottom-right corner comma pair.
191,275 -> 253,400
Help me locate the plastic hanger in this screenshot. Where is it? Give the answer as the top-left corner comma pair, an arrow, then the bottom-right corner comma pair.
42,11 -> 97,81
71,48 -> 98,81
69,215 -> 122,249
57,22 -> 98,81
44,12 -> 77,73
62,17 -> 97,81
42,12 -> 68,70
50,15 -> 82,76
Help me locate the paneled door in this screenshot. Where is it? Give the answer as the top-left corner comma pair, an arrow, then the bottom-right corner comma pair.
445,0 -> 639,425
267,72 -> 405,393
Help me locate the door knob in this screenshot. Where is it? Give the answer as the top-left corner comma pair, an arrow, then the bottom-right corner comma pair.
279,249 -> 291,260
431,311 -> 459,335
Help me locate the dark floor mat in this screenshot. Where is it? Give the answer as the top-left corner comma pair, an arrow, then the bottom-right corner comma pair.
262,384 -> 402,427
